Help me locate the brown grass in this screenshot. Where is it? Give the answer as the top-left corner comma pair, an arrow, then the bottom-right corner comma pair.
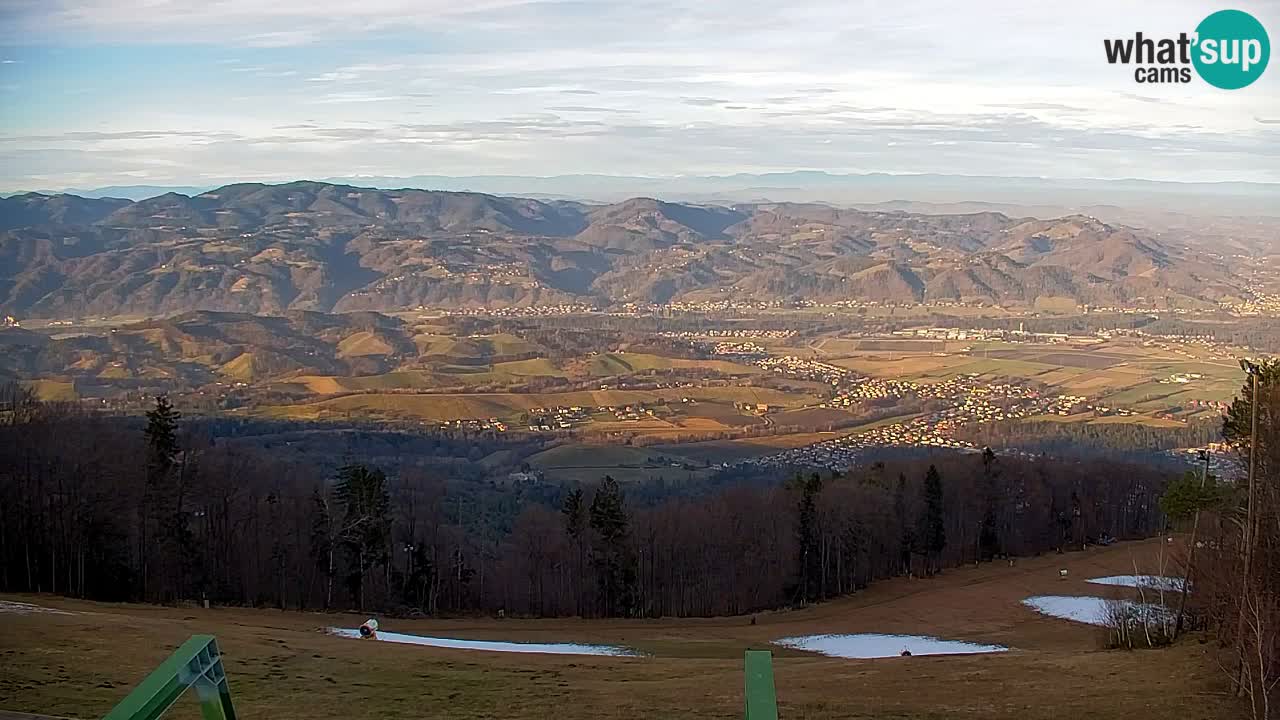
0,540 -> 1239,720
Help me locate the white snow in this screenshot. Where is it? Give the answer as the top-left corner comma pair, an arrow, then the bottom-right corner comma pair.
0,600 -> 73,615
328,628 -> 638,656
1087,575 -> 1186,592
1021,595 -> 1172,626
774,633 -> 1008,659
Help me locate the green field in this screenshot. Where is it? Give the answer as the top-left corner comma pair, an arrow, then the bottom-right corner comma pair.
266,386 -> 812,423
585,352 -> 761,377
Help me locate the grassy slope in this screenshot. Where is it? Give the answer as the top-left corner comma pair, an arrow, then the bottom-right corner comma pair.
0,539 -> 1238,720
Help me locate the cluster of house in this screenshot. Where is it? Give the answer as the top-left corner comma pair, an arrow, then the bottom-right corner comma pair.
738,381 -> 1115,470
435,418 -> 508,432
617,299 -> 788,314
708,341 -> 769,357
1220,285 -> 1280,317
1186,399 -> 1230,413
524,403 -> 659,431
436,303 -> 596,317
825,375 -> 1040,410
1037,394 -> 1085,415
659,329 -> 795,339
526,405 -> 591,431
736,413 -> 979,471
795,299 -> 986,310
1161,372 -> 1205,385
755,356 -> 853,385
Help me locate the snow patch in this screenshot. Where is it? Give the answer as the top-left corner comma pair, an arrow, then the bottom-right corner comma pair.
0,600 -> 73,615
1022,595 -> 1171,626
1087,575 -> 1185,592
328,628 -> 638,656
774,633 -> 1008,659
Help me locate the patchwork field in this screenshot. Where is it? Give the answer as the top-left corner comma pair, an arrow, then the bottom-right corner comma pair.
264,386 -> 813,424
827,340 -> 1245,413
583,352 -> 762,377
0,539 -> 1238,720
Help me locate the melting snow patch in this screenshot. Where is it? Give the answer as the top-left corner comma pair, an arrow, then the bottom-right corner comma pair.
0,600 -> 73,615
774,633 -> 1008,659
1022,595 -> 1172,627
328,628 -> 638,656
1087,575 -> 1185,592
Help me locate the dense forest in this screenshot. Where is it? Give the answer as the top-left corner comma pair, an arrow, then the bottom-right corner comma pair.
2,383 -> 1169,617
956,418 -> 1220,455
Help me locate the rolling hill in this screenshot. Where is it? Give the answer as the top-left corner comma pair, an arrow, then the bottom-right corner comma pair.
0,181 -> 1253,318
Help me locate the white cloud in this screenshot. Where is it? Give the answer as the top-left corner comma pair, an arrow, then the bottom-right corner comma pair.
1,0 -> 1278,187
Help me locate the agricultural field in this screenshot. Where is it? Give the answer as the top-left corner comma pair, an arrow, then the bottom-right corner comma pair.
823,338 -> 1247,422
21,379 -> 79,401
527,444 -> 711,484
0,539 -> 1238,720
263,385 -> 815,426
582,352 -> 761,377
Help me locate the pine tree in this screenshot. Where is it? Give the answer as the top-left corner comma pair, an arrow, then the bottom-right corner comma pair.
979,448 -> 1001,561
791,472 -> 824,603
144,395 -> 180,480
562,488 -> 587,615
141,395 -> 181,600
334,463 -> 390,611
921,465 -> 946,577
588,476 -> 634,616
894,472 -> 916,575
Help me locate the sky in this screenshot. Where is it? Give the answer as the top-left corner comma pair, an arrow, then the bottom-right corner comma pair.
1,0 -> 1278,191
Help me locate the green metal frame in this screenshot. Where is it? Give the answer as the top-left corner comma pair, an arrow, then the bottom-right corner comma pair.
102,635 -> 237,720
744,650 -> 779,720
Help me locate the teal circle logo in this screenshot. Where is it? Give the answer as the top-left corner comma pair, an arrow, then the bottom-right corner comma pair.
1193,9 -> 1270,89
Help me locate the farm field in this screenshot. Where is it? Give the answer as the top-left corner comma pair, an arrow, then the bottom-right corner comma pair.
826,340 -> 1245,410
263,385 -> 815,424
527,444 -> 711,484
0,539 -> 1237,720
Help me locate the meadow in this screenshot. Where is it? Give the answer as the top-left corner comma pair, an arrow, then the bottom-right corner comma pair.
0,539 -> 1238,720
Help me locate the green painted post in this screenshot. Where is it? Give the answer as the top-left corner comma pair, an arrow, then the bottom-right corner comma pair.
102,635 -> 237,720
744,650 -> 779,720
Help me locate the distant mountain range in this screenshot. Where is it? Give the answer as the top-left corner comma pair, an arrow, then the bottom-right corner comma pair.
15,171 -> 1278,217
0,180 -> 1257,319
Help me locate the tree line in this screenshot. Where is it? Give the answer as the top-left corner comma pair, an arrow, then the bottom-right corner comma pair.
2,382 -> 1171,619
1162,359 -> 1279,719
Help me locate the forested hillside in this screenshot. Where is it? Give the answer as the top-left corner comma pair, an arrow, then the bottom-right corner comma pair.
0,384 -> 1171,617
0,181 -> 1250,318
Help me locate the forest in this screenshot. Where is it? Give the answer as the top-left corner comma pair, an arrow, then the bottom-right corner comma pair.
1,382 -> 1171,617
2,363 -> 1278,716
956,418 -> 1220,455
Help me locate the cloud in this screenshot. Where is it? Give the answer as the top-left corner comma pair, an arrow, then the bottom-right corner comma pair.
546,105 -> 633,113
2,0 -> 1278,188
681,97 -> 728,106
